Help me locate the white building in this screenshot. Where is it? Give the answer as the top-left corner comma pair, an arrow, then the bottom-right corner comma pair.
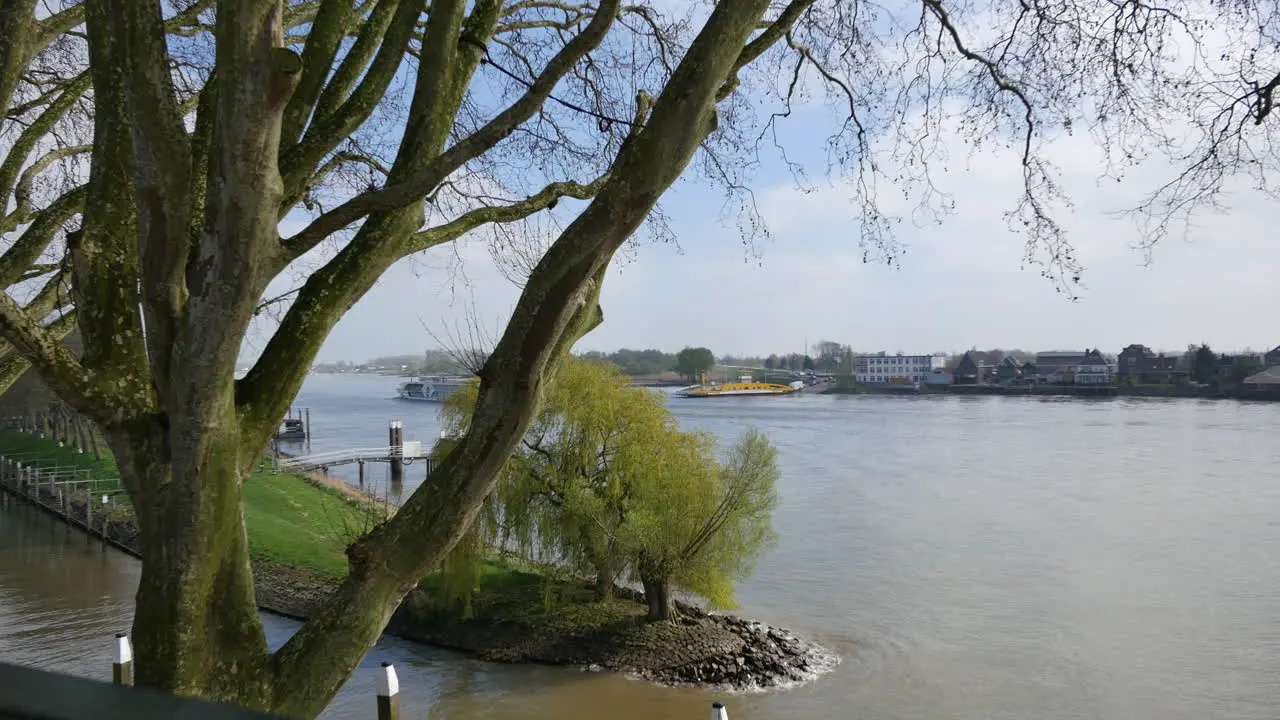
854,353 -> 947,384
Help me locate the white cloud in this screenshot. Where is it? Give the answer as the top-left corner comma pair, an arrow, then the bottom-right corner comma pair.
577,121 -> 1280,357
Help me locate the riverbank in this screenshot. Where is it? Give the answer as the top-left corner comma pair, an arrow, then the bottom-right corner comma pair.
0,429 -> 380,620
0,429 -> 834,691
826,381 -> 1280,401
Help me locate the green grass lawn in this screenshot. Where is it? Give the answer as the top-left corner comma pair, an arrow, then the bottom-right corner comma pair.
0,429 -> 371,578
0,429 -> 120,491
241,470 -> 379,577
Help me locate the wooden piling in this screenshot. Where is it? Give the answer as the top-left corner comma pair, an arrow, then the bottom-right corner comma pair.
112,634 -> 133,686
358,460 -> 365,485
376,662 -> 399,720
388,421 -> 403,484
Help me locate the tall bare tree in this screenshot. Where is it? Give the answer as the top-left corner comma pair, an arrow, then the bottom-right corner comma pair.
0,0 -> 89,393
0,0 -> 1272,716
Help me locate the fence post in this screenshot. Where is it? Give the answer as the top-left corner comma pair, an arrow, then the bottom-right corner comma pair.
113,633 -> 133,685
376,662 -> 399,720
709,702 -> 728,720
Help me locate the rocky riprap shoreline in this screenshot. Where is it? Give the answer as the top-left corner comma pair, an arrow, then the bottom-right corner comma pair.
630,611 -> 836,690
388,584 -> 837,691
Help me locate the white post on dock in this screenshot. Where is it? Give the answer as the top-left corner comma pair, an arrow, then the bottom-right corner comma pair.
376,661 -> 400,720
113,633 -> 133,686
709,701 -> 728,720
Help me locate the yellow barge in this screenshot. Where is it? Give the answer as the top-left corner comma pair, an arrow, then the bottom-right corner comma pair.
673,372 -> 804,398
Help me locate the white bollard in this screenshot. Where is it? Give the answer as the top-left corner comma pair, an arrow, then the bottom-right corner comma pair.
709,701 -> 728,720
113,633 -> 133,685
376,661 -> 400,720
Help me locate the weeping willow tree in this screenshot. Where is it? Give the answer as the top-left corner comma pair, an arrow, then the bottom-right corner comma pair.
439,358 -> 673,600
626,427 -> 780,621
439,357 -> 779,622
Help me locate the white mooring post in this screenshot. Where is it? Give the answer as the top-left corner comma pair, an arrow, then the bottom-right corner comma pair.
113,633 -> 133,686
709,701 -> 728,720
376,662 -> 400,720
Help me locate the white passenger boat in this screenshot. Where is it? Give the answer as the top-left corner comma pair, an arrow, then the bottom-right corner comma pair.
395,375 -> 471,402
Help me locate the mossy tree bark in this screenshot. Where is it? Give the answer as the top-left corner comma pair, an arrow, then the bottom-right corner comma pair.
0,0 -> 815,715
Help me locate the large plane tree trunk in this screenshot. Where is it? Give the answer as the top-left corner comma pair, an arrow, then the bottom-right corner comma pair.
111,414 -> 273,707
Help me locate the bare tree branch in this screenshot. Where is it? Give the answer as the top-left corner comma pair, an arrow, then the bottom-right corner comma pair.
279,0 -> 623,262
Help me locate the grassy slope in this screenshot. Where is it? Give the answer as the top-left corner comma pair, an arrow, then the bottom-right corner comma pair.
0,430 -> 119,490
0,430 -> 368,578
0,430 -> 635,623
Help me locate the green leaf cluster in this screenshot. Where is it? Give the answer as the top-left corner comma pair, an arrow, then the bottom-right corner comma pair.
674,346 -> 716,382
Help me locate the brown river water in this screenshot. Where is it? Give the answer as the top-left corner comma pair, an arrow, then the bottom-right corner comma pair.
2,374 -> 1279,719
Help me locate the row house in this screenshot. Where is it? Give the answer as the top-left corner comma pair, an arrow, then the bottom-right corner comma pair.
952,352 -> 982,385
853,353 -> 947,384
1117,344 -> 1181,384
1245,366 -> 1280,389
995,356 -> 1022,382
952,354 -> 1036,385
1034,349 -> 1111,385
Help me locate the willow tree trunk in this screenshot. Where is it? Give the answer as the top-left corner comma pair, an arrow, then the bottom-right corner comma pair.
641,574 -> 672,622
593,556 -> 618,601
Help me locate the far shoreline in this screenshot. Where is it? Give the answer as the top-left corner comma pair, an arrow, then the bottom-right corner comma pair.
822,383 -> 1280,402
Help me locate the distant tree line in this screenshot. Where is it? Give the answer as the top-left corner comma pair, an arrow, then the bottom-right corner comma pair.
312,349 -> 473,375
314,343 -> 1269,383
1183,343 -> 1263,386
576,348 -> 678,377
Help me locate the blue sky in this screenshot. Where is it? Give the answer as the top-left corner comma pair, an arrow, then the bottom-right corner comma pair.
245,17 -> 1280,365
